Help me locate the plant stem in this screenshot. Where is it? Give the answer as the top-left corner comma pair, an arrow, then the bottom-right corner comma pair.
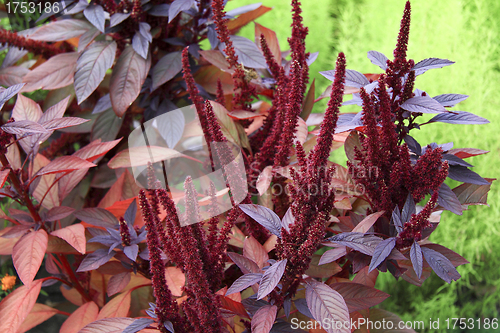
0,152 -> 42,223
57,254 -> 92,303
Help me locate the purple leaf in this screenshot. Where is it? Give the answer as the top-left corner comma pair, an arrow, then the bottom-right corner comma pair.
75,41 -> 117,104
26,19 -> 92,42
400,96 -> 447,114
227,252 -> 260,274
226,273 -> 263,295
2,47 -> 28,69
123,318 -> 155,333
391,205 -> 403,233
83,4 -> 105,32
412,58 -> 454,76
428,111 -> 489,125
93,94 -> 112,114
164,321 -> 174,333
319,247 -> 347,265
324,232 -> 382,256
107,271 -> 131,296
369,237 -> 396,272
156,109 -> 185,148
294,298 -> 314,319
78,27 -> 99,53
132,32 -> 149,59
305,280 -> 350,333
421,246 -> 461,283
123,244 -> 139,261
1,120 -> 49,135
0,83 -> 25,111
40,117 -> 90,131
74,207 -> 118,228
151,51 -> 183,92
283,298 -> 291,319
124,199 -> 137,226
45,206 -> 75,221
239,204 -> 282,238
344,69 -> 370,88
148,4 -> 170,17
168,0 -> 195,23
77,248 -> 116,272
367,50 -> 388,70
110,45 -> 151,117
257,259 -> 287,300
401,194 -> 416,223
442,153 -> 473,168
320,69 -> 370,88
448,165 -> 490,185
221,36 -> 267,69
306,52 -> 319,66
403,135 -> 421,155
410,241 -> 423,279
110,13 -> 130,27
432,93 -> 469,107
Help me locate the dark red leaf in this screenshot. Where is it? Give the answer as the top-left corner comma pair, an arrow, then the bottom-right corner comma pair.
330,282 -> 390,313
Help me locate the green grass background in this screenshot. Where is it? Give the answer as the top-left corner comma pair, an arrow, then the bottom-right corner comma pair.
228,0 -> 500,331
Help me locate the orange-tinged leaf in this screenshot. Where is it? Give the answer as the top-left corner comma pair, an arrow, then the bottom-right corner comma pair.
255,23 -> 281,62
60,285 -> 86,306
293,116 -> 308,145
107,146 -> 195,169
12,94 -> 42,123
194,65 -> 233,95
16,303 -> 57,333
98,170 -> 140,208
243,236 -> 268,269
96,290 -> 132,319
35,156 -> 96,177
0,235 -> 20,255
199,50 -> 233,73
351,211 -> 385,233
50,224 -> 86,254
78,317 -> 135,333
12,230 -> 48,288
330,282 -> 389,313
351,267 -> 378,288
60,301 -> 99,333
256,166 -> 273,196
218,295 -> 250,319
0,169 -> 10,188
251,305 -> 277,333
227,5 -> 272,33
165,266 -> 185,297
301,79 -> 315,120
21,52 -> 79,92
73,139 -> 122,162
227,110 -> 262,120
0,280 -> 42,333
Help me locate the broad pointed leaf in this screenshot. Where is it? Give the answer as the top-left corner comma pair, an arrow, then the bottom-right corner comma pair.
369,237 -> 396,272
226,273 -> 263,296
35,156 -> 96,177
432,93 -> 469,107
25,19 -> 92,42
96,290 -> 132,319
305,280 -> 350,333
352,211 -> 385,233
12,230 -> 48,288
0,83 -> 25,111
319,247 -> 347,265
0,120 -> 48,135
156,109 -> 185,148
330,282 -> 389,313
78,318 -> 135,333
77,249 -> 116,272
0,280 -> 42,333
428,111 -> 489,125
75,41 -> 117,104
410,241 -> 423,279
74,208 -> 118,228
251,305 -> 277,333
107,146 -> 189,169
400,96 -> 447,114
110,45 -> 151,117
367,50 -> 388,70
168,0 -> 195,23
83,4 -> 105,32
257,259 -> 287,300
412,58 -> 454,75
239,204 -> 282,238
421,246 -> 461,283
325,232 -> 382,256
60,301 -> 99,333
17,303 -> 58,333
50,224 -> 86,254
227,252 -> 260,274
107,272 -> 131,297
22,52 -> 79,92
123,318 -> 155,333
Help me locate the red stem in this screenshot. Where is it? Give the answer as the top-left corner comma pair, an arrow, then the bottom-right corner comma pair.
57,254 -> 92,303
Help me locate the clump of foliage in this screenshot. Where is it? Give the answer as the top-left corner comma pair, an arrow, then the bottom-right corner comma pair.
0,0 -> 494,333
